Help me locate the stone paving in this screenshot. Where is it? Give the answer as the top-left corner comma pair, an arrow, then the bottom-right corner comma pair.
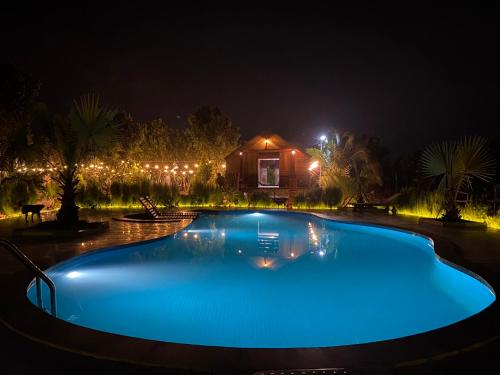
0,209 -> 191,276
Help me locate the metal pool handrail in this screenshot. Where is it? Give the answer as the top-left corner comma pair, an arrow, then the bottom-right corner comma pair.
0,239 -> 57,317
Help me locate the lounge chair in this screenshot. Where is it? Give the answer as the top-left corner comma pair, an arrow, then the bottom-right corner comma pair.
353,193 -> 401,213
139,197 -> 198,220
144,196 -> 198,219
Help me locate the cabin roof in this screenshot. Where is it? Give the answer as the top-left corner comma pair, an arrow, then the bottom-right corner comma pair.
225,132 -> 310,159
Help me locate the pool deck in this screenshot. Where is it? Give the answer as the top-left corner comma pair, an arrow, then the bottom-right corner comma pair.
1,208 -> 500,374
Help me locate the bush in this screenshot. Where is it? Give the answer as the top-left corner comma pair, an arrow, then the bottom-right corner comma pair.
190,181 -> 214,205
248,191 -> 271,207
322,186 -> 342,208
293,188 -> 323,208
78,180 -> 109,208
225,189 -> 247,206
0,175 -> 43,215
154,183 -> 179,207
397,187 -> 443,218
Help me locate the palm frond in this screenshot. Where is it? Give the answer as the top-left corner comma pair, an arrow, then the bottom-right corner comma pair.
455,136 -> 495,182
69,94 -> 120,157
420,140 -> 456,178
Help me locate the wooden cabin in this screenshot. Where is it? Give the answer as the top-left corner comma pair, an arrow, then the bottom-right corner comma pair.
225,132 -> 311,201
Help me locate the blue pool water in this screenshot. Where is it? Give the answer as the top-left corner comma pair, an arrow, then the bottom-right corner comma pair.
27,211 -> 495,348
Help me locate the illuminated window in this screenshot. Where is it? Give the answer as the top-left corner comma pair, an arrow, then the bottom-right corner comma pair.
258,158 -> 279,187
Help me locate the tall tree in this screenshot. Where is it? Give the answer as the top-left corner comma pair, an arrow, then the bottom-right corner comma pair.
120,116 -> 177,162
185,106 -> 240,182
50,95 -> 121,225
0,65 -> 46,184
307,132 -> 382,204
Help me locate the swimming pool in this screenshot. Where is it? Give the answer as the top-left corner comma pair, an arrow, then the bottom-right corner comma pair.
27,211 -> 495,348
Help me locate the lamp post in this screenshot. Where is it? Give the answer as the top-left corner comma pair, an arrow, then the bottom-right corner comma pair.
320,135 -> 327,152
319,135 -> 327,181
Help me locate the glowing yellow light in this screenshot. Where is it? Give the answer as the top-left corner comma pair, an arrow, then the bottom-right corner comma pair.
222,164 -> 226,168
292,150 -> 296,155
90,164 -> 95,168
308,161 -> 319,171
182,171 -> 186,175
145,164 -> 150,168
184,164 -> 188,169
264,139 -> 270,144
194,163 -> 199,168
239,151 -> 243,156
183,232 -> 188,238
193,234 -> 198,239
154,165 -> 159,169
172,171 -> 177,174
189,170 -> 194,174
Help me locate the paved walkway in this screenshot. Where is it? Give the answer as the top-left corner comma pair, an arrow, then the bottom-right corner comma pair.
0,209 -> 191,276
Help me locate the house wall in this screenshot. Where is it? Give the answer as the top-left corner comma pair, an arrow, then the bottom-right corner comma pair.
226,147 -> 310,191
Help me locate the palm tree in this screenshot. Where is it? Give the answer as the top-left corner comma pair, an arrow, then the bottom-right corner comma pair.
420,136 -> 495,221
51,95 -> 120,226
307,133 -> 382,205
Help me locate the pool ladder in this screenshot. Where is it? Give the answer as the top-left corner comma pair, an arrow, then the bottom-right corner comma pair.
0,239 -> 57,317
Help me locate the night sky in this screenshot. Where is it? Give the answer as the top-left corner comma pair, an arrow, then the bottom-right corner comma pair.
2,5 -> 499,155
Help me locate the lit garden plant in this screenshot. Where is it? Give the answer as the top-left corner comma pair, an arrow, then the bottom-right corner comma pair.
420,136 -> 495,222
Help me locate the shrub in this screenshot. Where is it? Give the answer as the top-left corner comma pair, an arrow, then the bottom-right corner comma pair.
110,181 -> 122,202
306,187 -> 323,207
248,191 -> 271,207
0,175 -> 43,215
121,183 -> 131,205
322,186 -> 342,208
397,187 -> 443,218
78,181 -> 109,208
153,183 -> 179,207
190,181 -> 213,205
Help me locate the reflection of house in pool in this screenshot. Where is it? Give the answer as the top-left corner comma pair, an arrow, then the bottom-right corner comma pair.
252,217 -> 321,262
225,132 -> 312,204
